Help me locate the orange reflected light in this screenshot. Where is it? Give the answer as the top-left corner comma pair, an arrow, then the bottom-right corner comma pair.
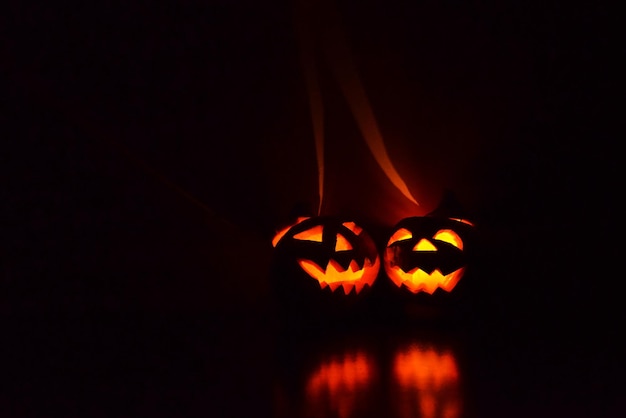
306,351 -> 373,418
393,344 -> 461,418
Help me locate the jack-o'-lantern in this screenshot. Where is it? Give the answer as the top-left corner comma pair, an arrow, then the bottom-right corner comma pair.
271,216 -> 380,322
272,216 -> 380,295
383,216 -> 473,295
383,191 -> 475,296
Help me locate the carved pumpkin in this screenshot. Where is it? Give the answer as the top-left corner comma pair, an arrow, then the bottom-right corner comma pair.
272,216 -> 380,295
271,216 -> 380,322
383,216 -> 473,295
383,191 -> 475,297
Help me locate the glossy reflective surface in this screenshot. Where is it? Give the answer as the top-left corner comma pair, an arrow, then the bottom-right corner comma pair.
274,326 -> 467,418
4,306 -> 619,418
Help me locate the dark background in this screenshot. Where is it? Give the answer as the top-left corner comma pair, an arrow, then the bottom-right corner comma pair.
2,0 -> 621,417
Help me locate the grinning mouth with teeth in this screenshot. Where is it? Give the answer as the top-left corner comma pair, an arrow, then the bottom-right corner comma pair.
297,257 -> 380,295
386,265 -> 465,295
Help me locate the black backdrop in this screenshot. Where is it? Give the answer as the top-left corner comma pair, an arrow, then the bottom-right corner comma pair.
2,1 -> 621,417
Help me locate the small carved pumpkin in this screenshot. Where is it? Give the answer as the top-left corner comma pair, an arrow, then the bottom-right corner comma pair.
272,216 -> 380,295
382,190 -> 475,299
383,216 -> 473,295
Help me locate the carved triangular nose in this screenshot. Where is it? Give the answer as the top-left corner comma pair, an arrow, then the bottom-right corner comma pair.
413,238 -> 437,251
334,233 -> 353,251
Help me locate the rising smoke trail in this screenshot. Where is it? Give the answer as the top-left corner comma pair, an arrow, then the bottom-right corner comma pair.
319,0 -> 419,206
294,0 -> 326,215
295,0 -> 419,208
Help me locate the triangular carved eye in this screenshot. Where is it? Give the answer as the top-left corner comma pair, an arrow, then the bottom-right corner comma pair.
272,216 -> 310,247
413,238 -> 437,251
293,225 -> 324,242
387,228 -> 413,246
335,234 -> 353,251
433,229 -> 463,250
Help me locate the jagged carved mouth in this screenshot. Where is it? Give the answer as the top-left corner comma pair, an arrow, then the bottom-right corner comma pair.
297,257 -> 380,295
385,265 -> 465,295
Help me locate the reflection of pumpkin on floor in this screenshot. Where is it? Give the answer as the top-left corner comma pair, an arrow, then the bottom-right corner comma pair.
305,350 -> 376,418
392,344 -> 462,418
273,335 -> 463,418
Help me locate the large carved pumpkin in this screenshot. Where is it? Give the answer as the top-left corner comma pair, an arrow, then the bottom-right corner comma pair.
270,216 -> 380,323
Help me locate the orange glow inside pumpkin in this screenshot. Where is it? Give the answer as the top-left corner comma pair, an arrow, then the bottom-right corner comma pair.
414,238 -> 437,251
385,229 -> 465,294
272,216 -> 310,247
298,256 -> 380,294
386,266 -> 465,295
393,344 -> 461,418
431,230 -> 463,250
293,224 -> 325,242
341,221 -> 363,235
334,233 -> 353,251
388,228 -> 413,244
306,351 -> 373,418
389,229 -> 463,250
